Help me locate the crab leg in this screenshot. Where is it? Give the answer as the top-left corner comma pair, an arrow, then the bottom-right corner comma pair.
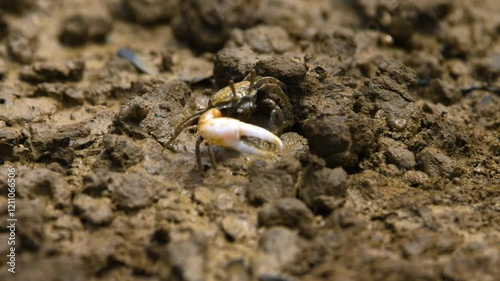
165,109 -> 206,148
198,109 -> 283,157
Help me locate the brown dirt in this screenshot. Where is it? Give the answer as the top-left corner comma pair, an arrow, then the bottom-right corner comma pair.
0,0 -> 499,280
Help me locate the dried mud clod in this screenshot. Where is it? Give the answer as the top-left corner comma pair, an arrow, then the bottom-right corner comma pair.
103,133 -> 144,168
254,226 -> 303,279
172,0 -> 261,52
419,79 -> 462,105
221,214 -> 256,242
256,0 -> 333,39
357,60 -> 421,138
255,56 -> 307,92
302,115 -> 352,167
121,0 -> 180,24
109,173 -> 158,209
27,122 -> 90,165
213,47 -> 259,86
246,157 -> 302,205
113,79 -> 191,143
59,14 -> 113,46
298,154 -> 349,213
304,28 -> 357,74
81,169 -> 168,211
73,194 -> 114,225
258,197 -> 315,237
214,47 -> 308,91
16,168 -> 72,208
0,125 -> 22,164
19,59 -> 85,83
34,83 -> 85,106
354,0 -> 453,43
302,112 -> 379,169
161,235 -> 206,281
6,32 -> 38,64
226,25 -> 296,54
416,146 -> 457,179
378,137 -> 416,170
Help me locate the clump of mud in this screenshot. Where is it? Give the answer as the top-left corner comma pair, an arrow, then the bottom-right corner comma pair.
0,0 -> 499,280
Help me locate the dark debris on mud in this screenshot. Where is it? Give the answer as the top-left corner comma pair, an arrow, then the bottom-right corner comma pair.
0,0 -> 499,281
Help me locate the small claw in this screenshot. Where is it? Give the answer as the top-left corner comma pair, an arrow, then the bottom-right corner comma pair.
198,117 -> 283,157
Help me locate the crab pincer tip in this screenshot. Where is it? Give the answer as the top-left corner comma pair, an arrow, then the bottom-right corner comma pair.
238,121 -> 283,152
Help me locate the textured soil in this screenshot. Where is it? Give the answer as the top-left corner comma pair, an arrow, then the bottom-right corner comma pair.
0,0 -> 499,280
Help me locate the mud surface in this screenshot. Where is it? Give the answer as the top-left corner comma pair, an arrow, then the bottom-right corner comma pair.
0,0 -> 499,280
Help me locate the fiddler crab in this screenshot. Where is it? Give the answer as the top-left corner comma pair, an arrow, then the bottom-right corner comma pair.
165,71 -> 294,171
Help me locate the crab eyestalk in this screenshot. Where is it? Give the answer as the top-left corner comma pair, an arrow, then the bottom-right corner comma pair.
229,80 -> 237,99
248,70 -> 256,93
197,108 -> 283,161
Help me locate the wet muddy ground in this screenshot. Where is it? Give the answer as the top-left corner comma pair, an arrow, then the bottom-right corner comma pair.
0,0 -> 499,280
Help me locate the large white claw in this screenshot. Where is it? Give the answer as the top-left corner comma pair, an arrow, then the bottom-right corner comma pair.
198,117 -> 283,157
